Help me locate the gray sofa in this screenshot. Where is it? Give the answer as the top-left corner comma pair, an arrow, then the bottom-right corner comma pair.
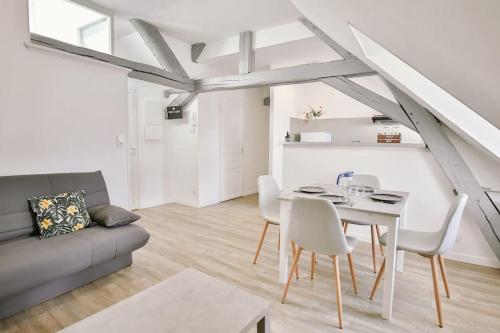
0,171 -> 150,319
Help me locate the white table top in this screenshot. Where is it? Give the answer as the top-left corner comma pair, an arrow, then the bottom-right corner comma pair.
279,184 -> 409,217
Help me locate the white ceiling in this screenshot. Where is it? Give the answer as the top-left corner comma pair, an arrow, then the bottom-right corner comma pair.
91,0 -> 302,42
201,37 -> 341,73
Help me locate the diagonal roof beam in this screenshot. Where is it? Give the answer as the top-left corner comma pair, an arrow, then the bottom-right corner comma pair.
195,58 -> 375,92
386,80 -> 500,259
322,76 -> 416,131
299,17 -> 353,59
168,92 -> 198,109
130,18 -> 189,79
30,33 -> 194,91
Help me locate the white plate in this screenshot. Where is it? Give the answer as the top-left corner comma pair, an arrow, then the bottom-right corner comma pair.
298,186 -> 326,194
369,193 -> 403,203
319,194 -> 350,204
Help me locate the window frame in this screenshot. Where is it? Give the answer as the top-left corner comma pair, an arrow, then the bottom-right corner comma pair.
28,0 -> 115,55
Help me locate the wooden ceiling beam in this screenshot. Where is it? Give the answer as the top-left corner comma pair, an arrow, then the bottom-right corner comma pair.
322,76 -> 416,131
31,33 -> 194,91
239,31 -> 254,74
299,17 -> 353,59
195,58 -> 375,92
130,18 -> 189,79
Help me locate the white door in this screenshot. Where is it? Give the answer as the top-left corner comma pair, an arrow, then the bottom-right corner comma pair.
127,87 -> 140,210
219,92 -> 243,201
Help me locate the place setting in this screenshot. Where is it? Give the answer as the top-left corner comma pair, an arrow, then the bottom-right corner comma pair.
295,185 -> 352,205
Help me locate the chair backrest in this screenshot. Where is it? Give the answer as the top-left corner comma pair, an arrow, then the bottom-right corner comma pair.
352,174 -> 380,190
257,175 -> 280,220
434,193 -> 468,254
289,197 -> 351,255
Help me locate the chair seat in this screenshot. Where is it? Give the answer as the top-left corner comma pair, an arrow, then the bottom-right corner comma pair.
379,230 -> 441,255
262,215 -> 280,225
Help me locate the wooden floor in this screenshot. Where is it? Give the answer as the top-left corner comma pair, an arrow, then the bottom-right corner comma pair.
2,195 -> 500,332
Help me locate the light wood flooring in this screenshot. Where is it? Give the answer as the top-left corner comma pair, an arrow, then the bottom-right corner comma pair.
1,195 -> 499,332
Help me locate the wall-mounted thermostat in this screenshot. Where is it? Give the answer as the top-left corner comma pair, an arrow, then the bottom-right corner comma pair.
165,105 -> 183,119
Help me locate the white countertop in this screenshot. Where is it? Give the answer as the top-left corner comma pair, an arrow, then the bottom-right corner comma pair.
283,141 -> 426,148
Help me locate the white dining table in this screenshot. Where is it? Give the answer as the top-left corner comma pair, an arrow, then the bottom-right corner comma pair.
278,185 -> 408,320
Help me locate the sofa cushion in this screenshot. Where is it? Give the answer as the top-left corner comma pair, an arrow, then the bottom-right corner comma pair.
0,224 -> 150,299
28,190 -> 92,238
0,171 -> 109,243
0,234 -> 92,299
69,225 -> 150,265
88,205 -> 141,227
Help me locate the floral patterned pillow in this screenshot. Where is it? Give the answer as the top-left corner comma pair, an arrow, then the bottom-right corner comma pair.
28,190 -> 92,238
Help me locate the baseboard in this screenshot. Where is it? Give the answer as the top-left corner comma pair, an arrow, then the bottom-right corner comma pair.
346,230 -> 500,268
445,252 -> 500,268
172,199 -> 200,208
138,198 -> 173,209
243,189 -> 258,196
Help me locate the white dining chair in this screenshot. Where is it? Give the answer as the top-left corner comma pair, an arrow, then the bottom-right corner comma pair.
343,174 -> 384,273
369,193 -> 468,327
253,176 -> 299,277
281,197 -> 358,329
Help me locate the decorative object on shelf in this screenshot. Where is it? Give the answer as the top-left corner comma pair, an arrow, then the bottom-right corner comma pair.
300,131 -> 332,143
377,132 -> 402,143
304,105 -> 324,131
285,131 -> 290,142
300,106 -> 332,142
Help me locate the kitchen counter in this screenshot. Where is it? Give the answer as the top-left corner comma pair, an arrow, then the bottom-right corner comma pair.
283,142 -> 426,148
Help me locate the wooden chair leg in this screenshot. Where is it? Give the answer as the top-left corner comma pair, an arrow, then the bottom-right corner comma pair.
347,253 -> 358,294
370,225 -> 377,273
369,257 -> 386,300
343,222 -> 349,234
310,252 -> 316,280
375,225 -> 384,256
253,221 -> 269,264
430,256 -> 444,327
438,255 -> 451,298
332,255 -> 343,329
281,247 -> 302,303
291,241 -> 299,279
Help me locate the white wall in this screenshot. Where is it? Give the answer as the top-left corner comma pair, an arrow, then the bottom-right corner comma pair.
0,0 -> 129,207
128,80 -> 176,208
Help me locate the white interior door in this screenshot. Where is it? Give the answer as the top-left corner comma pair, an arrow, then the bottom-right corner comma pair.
127,86 -> 139,210
220,93 -> 243,201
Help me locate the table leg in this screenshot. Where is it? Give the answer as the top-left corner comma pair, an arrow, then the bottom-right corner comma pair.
382,217 -> 399,320
396,202 -> 407,272
257,315 -> 270,333
279,201 -> 290,284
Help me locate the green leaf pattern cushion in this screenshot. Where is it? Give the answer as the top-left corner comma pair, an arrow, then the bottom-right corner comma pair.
29,190 -> 91,238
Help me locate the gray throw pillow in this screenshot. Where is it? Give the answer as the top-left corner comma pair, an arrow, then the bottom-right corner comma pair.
87,204 -> 141,227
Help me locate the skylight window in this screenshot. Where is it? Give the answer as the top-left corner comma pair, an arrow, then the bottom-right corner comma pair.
350,24 -> 500,158
29,0 -> 113,54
